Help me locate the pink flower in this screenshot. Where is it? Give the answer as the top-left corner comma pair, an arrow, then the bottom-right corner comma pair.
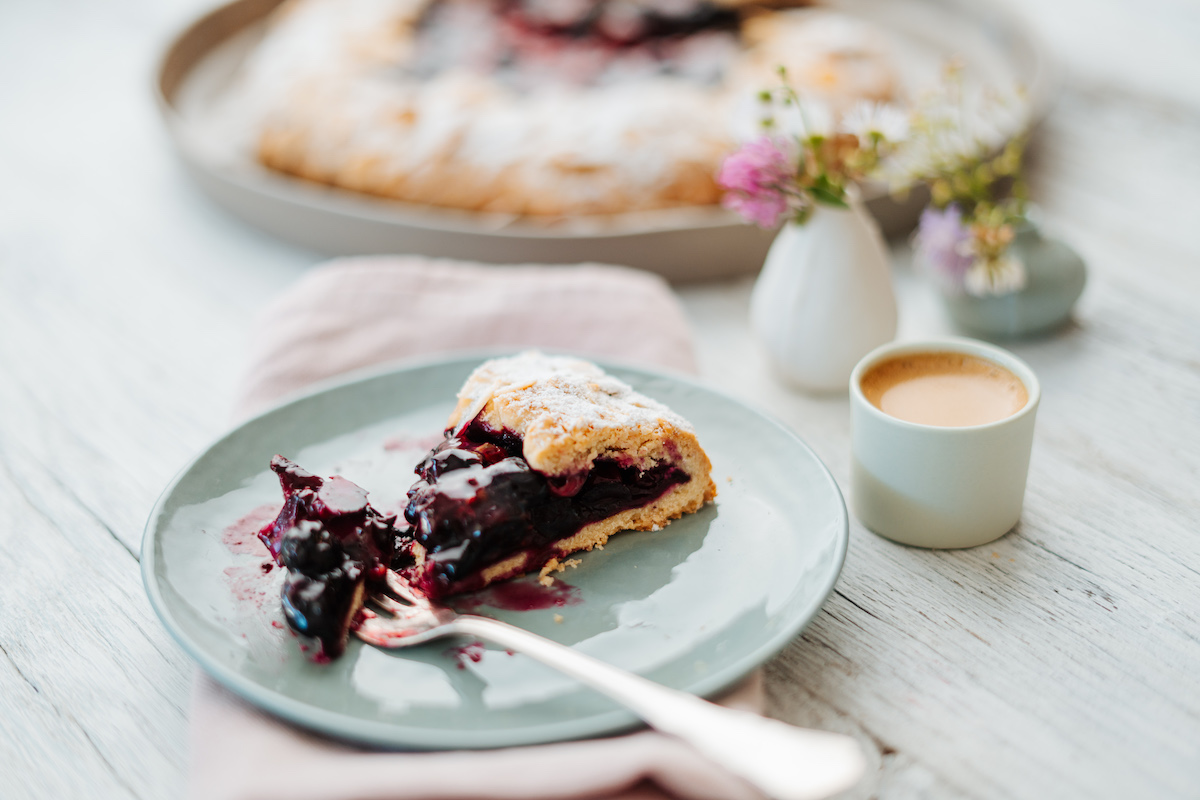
717,136 -> 793,194
721,190 -> 790,229
717,136 -> 797,228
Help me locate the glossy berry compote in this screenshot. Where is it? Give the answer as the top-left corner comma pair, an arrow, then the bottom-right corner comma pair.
496,0 -> 740,45
408,0 -> 742,89
259,456 -> 400,660
402,417 -> 690,599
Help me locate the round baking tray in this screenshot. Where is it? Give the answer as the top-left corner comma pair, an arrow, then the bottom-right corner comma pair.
155,0 -> 1052,282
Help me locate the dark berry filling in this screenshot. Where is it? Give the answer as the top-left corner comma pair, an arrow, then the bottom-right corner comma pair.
496,0 -> 740,45
260,456 -> 401,660
408,0 -> 742,87
402,417 -> 690,598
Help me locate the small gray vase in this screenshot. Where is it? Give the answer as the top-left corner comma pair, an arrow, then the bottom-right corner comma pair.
942,223 -> 1086,338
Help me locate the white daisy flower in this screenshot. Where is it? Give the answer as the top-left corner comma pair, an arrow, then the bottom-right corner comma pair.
964,255 -> 1027,297
842,101 -> 910,142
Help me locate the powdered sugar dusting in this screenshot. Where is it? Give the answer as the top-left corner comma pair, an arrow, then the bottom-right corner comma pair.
454,351 -> 693,434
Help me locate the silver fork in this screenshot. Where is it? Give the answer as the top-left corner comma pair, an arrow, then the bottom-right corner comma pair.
355,573 -> 866,800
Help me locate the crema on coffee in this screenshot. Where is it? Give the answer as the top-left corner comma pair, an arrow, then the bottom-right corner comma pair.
860,352 -> 1028,427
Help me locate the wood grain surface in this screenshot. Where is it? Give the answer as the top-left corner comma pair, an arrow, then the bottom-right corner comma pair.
1,0 -> 1197,798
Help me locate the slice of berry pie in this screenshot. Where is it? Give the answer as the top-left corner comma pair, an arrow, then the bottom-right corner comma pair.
258,352 -> 715,658
398,352 -> 717,599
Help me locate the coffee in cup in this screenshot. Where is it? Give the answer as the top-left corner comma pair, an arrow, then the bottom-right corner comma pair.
859,352 -> 1028,428
849,338 -> 1040,549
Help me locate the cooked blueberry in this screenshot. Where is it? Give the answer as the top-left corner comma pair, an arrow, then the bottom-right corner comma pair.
281,566 -> 365,660
279,521 -> 340,574
419,446 -> 483,478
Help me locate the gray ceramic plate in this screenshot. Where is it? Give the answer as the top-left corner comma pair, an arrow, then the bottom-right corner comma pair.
142,354 -> 848,749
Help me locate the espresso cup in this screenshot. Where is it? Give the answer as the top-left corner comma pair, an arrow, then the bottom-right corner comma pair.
849,337 -> 1040,548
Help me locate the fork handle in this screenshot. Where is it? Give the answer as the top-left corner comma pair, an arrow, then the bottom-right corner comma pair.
448,615 -> 865,800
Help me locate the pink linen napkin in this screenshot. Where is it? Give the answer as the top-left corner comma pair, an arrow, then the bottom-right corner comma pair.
191,256 -> 764,800
234,256 -> 697,419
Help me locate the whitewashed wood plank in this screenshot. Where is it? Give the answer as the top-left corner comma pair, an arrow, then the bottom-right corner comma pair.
0,419 -> 193,798
0,652 -> 139,800
1003,0 -> 1200,111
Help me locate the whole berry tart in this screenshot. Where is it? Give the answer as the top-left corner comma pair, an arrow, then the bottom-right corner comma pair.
235,0 -> 899,216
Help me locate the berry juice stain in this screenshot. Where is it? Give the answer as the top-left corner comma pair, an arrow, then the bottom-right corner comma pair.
221,504 -> 280,555
222,565 -> 271,608
383,432 -> 445,453
448,641 -> 487,669
455,580 -> 582,612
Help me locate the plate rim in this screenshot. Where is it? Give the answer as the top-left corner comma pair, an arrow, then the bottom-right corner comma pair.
141,350 -> 849,749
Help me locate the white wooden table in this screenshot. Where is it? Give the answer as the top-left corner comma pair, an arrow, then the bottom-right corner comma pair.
2,1 -> 1198,797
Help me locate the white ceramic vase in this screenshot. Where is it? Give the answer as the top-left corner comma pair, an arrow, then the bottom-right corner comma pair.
750,196 -> 898,392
